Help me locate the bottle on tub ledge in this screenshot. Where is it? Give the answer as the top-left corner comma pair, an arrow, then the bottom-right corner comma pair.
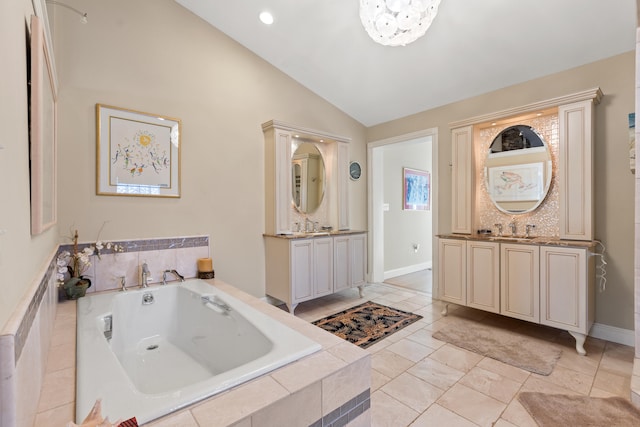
197,257 -> 215,279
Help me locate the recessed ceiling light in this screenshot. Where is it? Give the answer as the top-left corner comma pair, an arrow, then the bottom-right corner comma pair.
259,11 -> 274,25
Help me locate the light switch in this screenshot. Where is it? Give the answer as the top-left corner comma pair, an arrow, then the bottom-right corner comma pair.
383,203 -> 390,211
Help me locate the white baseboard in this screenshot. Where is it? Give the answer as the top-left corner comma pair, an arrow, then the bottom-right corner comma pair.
590,323 -> 635,347
384,262 -> 432,281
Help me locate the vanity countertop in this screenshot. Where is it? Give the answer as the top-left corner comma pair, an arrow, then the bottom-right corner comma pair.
437,233 -> 598,248
264,230 -> 367,239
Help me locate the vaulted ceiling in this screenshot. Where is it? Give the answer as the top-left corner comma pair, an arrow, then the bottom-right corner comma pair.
175,0 -> 636,126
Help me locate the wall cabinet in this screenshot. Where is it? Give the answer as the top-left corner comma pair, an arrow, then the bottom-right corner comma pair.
262,120 -> 352,235
265,232 -> 367,314
439,237 -> 594,354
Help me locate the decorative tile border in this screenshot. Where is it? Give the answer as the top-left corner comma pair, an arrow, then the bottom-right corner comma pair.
13,257 -> 55,363
309,389 -> 370,427
59,235 -> 209,255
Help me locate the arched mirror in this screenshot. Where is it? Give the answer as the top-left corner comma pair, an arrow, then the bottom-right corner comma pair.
485,125 -> 552,214
292,142 -> 325,214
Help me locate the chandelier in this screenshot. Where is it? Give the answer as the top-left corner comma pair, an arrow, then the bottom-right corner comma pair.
359,0 -> 441,47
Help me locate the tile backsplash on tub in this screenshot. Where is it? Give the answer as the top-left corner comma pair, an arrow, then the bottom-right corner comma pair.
59,235 -> 210,293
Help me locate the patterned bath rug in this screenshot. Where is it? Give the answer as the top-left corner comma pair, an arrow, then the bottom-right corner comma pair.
432,316 -> 562,375
312,301 -> 422,348
518,392 -> 640,427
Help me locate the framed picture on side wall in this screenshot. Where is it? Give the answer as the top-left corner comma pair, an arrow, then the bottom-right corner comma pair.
96,104 -> 181,197
30,15 -> 58,235
403,168 -> 430,211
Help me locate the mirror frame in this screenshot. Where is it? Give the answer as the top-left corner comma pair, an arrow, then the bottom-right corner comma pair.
291,142 -> 326,214
485,125 -> 552,215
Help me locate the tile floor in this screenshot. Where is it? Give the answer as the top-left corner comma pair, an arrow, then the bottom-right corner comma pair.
384,269 -> 432,294
293,281 -> 635,427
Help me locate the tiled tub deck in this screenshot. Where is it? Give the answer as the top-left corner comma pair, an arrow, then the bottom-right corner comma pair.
34,279 -> 371,427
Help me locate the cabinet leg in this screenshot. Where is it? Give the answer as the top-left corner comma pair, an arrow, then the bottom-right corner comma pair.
288,304 -> 298,315
441,303 -> 449,316
568,331 -> 587,356
358,285 -> 364,298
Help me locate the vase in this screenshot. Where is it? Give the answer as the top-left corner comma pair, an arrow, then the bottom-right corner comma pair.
63,277 -> 91,300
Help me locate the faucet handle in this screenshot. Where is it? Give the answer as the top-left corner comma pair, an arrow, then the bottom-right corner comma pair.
525,224 -> 536,237
118,276 -> 127,292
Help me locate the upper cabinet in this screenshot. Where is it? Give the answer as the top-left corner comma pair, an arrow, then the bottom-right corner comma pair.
449,88 -> 602,241
558,100 -> 595,240
262,120 -> 351,235
451,126 -> 473,234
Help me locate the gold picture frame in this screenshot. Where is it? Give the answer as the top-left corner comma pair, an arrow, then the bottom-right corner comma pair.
30,14 -> 57,235
96,104 -> 181,197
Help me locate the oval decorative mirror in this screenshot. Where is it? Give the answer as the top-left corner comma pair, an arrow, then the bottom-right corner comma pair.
292,142 -> 325,214
485,125 -> 552,214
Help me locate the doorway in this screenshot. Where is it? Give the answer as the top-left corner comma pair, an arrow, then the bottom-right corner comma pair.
367,128 -> 438,294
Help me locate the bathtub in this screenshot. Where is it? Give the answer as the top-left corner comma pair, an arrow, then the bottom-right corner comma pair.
75,279 -> 321,424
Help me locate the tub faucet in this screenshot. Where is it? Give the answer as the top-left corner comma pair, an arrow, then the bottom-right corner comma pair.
162,269 -> 185,285
118,276 -> 127,292
141,262 -> 151,288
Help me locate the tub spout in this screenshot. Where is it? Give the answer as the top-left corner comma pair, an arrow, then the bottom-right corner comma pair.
162,269 -> 185,285
141,262 -> 151,288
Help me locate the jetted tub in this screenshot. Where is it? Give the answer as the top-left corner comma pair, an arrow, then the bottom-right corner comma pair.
75,279 -> 321,424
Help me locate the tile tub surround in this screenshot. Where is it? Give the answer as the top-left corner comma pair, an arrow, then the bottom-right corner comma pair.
0,246 -> 59,427
35,279 -> 371,427
0,236 -> 209,427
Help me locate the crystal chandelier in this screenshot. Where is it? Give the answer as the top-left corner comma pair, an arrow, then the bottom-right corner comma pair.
359,0 -> 441,47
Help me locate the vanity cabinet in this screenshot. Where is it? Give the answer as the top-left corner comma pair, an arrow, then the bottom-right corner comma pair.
500,243 -> 540,323
438,239 -> 467,306
467,240 -> 500,314
438,237 -> 594,354
291,237 -> 333,302
334,233 -> 367,292
265,232 -> 367,314
540,246 -> 595,339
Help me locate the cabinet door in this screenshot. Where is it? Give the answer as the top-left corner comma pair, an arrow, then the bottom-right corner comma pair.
500,244 -> 539,322
350,233 -> 367,287
291,240 -> 314,303
438,239 -> 466,305
314,237 -> 333,297
467,241 -> 500,313
451,126 -> 473,234
334,236 -> 350,292
540,246 -> 591,334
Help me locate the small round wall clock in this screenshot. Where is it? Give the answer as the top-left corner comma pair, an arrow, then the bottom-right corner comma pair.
349,161 -> 362,181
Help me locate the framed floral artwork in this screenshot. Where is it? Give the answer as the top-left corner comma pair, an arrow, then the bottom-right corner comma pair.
30,14 -> 58,235
403,168 -> 430,211
96,104 -> 181,197
488,162 -> 544,202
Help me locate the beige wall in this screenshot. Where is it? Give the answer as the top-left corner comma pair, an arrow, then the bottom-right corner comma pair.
0,1 -> 60,331
369,52 -> 636,330
383,140 -> 433,272
49,0 -> 367,299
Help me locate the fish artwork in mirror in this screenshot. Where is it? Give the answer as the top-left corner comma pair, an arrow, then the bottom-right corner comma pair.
291,142 -> 325,214
485,125 -> 552,214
